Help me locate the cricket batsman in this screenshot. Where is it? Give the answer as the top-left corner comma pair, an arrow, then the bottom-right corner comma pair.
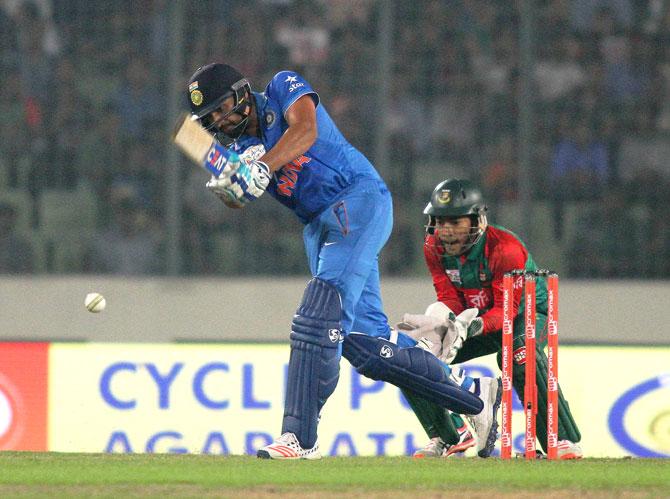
397,178 -> 582,459
184,63 -> 502,459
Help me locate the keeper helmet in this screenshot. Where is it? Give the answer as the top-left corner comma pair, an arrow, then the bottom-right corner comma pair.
187,63 -> 252,145
424,178 -> 488,256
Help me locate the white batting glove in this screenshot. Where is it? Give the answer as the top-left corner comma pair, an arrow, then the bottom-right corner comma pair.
205,171 -> 244,207
440,308 -> 482,364
206,151 -> 271,207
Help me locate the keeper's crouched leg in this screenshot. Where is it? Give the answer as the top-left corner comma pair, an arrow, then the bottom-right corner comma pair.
342,333 -> 484,415
281,278 -> 342,449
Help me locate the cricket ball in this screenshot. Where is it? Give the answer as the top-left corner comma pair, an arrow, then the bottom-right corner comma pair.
85,292 -> 106,313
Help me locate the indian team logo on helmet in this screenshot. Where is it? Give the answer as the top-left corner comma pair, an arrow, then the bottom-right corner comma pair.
190,90 -> 204,106
379,345 -> 394,358
438,189 -> 451,204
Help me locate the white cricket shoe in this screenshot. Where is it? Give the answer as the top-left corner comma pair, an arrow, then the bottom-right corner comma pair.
413,437 -> 446,458
557,440 -> 583,460
256,432 -> 322,460
413,425 -> 477,458
465,377 -> 502,458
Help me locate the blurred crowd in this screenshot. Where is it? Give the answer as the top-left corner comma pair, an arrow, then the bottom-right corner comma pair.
1,0 -> 669,277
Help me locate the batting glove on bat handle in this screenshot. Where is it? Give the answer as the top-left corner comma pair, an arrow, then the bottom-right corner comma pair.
204,142 -> 233,178
206,153 -> 271,206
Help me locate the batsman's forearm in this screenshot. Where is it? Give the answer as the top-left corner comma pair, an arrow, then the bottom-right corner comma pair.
260,122 -> 316,172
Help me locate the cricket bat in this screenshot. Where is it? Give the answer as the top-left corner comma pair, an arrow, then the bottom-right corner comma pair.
171,113 -> 231,177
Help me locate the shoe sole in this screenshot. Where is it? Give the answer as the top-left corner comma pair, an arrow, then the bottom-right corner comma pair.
256,449 -> 322,460
478,377 -> 502,458
413,451 -> 443,458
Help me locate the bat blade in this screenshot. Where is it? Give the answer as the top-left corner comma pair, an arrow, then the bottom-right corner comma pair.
172,113 -> 213,163
172,113 -> 238,178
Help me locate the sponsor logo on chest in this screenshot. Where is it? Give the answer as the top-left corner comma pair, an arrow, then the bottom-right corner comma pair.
461,288 -> 492,309
445,269 -> 461,285
276,155 -> 311,197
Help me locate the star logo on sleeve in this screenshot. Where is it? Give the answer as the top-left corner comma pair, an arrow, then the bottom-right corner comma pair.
285,75 -> 298,83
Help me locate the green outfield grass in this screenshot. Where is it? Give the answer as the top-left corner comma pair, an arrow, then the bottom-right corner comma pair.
0,453 -> 668,498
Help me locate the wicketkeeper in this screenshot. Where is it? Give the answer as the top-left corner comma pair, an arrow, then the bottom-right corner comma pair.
185,64 -> 503,459
398,178 -> 582,459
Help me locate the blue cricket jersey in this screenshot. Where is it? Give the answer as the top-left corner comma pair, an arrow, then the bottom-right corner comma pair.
228,71 -> 384,224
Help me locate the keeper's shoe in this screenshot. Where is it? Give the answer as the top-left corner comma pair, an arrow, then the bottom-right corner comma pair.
465,377 -> 502,458
444,425 -> 477,457
413,437 -> 446,458
256,432 -> 322,460
413,426 -> 477,458
557,440 -> 583,460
